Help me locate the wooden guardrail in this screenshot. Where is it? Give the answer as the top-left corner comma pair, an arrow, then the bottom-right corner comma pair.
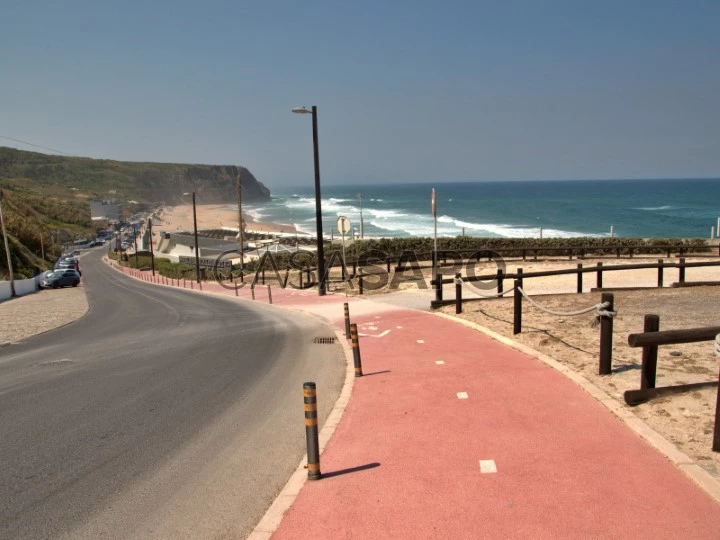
625,317 -> 720,452
431,258 -> 720,309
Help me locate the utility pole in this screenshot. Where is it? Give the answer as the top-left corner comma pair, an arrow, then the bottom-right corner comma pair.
236,168 -> 244,281
0,190 -> 16,297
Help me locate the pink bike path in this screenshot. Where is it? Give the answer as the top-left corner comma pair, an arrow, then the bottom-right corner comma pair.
112,265 -> 720,538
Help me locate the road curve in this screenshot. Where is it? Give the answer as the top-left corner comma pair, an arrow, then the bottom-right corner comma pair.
0,251 -> 345,539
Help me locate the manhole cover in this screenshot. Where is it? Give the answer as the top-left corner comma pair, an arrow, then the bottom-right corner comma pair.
313,337 -> 336,345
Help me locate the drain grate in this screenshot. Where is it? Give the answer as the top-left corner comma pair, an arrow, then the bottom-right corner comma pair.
313,337 -> 336,345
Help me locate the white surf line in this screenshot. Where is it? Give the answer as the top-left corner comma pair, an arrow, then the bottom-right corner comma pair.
479,460 -> 497,473
457,392 -> 469,399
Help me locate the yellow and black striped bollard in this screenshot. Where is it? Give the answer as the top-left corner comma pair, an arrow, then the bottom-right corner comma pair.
303,382 -> 322,480
343,303 -> 351,339
350,323 -> 363,377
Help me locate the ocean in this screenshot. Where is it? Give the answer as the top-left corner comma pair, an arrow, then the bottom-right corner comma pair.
242,179 -> 720,239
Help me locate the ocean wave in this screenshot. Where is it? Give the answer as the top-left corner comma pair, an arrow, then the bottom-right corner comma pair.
634,205 -> 673,211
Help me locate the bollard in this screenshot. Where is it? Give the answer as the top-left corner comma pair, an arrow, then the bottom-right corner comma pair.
344,302 -> 351,339
251,284 -> 255,300
678,257 -> 686,284
455,272 -> 462,314
513,280 -> 522,335
267,285 -> 272,304
234,276 -> 239,296
596,262 -> 603,289
299,269 -> 303,289
657,259 -> 663,288
199,280 -> 202,290
358,270 -> 364,295
598,292 -> 614,375
303,382 -> 322,480
577,263 -> 583,293
435,272 -> 443,302
191,280 -> 194,290
640,314 -> 660,389
350,323 -> 363,377
262,268 -> 265,285
497,269 -> 503,295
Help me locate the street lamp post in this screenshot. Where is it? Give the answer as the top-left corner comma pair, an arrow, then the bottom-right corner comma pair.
292,105 -> 326,296
0,190 -> 15,297
148,218 -> 156,276
192,192 -> 201,283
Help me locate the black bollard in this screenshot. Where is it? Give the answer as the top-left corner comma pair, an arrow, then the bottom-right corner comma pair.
657,259 -> 663,288
435,272 -> 443,302
303,382 -> 322,480
350,323 -> 363,377
344,302 -> 351,339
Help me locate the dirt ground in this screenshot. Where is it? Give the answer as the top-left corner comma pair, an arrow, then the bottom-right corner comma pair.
439,275 -> 720,478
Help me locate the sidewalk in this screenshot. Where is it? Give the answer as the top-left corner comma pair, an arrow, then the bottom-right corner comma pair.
110,263 -> 720,538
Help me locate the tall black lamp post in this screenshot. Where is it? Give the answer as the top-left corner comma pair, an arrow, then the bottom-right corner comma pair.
183,191 -> 202,283
191,192 -> 201,283
292,105 -> 326,296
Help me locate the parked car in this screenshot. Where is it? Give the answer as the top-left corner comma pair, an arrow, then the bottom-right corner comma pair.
41,269 -> 81,289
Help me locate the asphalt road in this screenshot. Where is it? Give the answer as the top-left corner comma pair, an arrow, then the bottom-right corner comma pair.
0,251 -> 345,539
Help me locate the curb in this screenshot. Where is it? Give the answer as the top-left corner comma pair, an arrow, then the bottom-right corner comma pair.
104,255 -> 359,534
247,329 -> 355,540
432,311 -> 720,504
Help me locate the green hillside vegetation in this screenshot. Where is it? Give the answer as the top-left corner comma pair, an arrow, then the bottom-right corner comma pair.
0,147 -> 271,279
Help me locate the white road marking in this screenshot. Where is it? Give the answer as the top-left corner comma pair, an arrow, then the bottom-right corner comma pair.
436,360 -> 445,365
457,392 -> 468,399
396,326 -> 403,329
358,330 -> 391,338
417,339 -> 424,344
479,460 -> 497,473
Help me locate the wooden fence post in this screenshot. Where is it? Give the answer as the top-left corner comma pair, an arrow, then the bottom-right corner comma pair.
513,280 -> 522,335
497,269 -> 503,295
678,257 -> 686,284
358,270 -> 364,295
577,263 -> 583,293
598,292 -> 614,375
713,368 -> 720,452
640,314 -> 660,389
657,259 -> 663,288
455,272 -> 462,314
596,262 -> 603,289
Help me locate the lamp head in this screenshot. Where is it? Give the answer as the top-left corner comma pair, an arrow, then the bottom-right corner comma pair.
291,106 -> 312,114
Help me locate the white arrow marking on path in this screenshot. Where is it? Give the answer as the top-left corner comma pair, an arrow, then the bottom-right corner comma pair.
358,329 -> 391,338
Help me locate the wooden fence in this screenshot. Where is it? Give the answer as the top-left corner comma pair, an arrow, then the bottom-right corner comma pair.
625,318 -> 720,452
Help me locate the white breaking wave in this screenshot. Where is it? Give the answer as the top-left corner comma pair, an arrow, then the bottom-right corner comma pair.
634,205 -> 673,211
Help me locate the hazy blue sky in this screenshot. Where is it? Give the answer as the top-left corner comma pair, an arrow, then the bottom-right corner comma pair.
2,0 -> 719,186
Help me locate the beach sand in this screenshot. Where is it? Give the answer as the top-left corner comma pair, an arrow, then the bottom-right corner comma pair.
151,204 -> 297,241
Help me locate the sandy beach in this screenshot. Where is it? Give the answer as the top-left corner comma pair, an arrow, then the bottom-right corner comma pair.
151,204 -> 298,241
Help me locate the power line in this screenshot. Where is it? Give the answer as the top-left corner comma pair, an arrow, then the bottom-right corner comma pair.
0,136 -> 73,156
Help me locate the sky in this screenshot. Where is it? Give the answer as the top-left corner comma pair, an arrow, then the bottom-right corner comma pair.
2,0 -> 719,186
